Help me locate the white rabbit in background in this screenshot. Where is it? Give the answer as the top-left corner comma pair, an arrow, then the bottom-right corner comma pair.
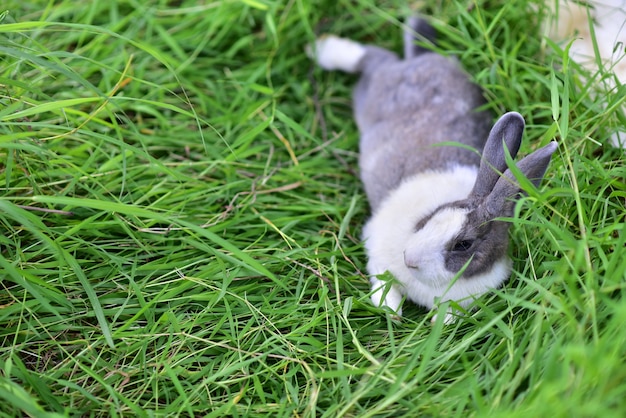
547,0 -> 626,147
548,0 -> 626,82
312,17 -> 557,321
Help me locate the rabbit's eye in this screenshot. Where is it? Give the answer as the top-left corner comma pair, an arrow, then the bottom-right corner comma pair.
452,239 -> 473,252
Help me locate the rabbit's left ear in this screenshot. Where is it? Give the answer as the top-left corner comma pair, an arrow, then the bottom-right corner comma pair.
482,141 -> 558,218
470,112 -> 525,200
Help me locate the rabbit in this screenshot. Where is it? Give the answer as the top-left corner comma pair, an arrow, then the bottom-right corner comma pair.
312,16 -> 558,321
547,0 -> 626,84
545,0 -> 626,149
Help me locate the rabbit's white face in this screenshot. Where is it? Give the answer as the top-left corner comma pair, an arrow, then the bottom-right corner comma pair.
396,202 -> 513,314
403,206 -> 469,288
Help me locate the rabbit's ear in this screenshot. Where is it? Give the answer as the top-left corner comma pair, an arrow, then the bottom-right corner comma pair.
471,112 -> 525,199
482,141 -> 558,218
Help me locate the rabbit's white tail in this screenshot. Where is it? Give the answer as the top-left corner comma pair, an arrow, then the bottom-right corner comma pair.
404,16 -> 436,59
314,35 -> 367,73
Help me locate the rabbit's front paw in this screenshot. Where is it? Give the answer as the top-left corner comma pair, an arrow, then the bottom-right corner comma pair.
311,35 -> 366,73
370,276 -> 403,318
431,310 -> 456,325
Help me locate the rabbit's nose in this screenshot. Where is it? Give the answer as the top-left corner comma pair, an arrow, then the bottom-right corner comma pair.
404,251 -> 420,269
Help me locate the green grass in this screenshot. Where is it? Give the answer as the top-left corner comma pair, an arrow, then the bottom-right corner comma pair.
1,0 -> 625,416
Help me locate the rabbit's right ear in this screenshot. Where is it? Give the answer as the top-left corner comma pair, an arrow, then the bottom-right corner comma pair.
482,141 -> 558,218
470,112 -> 525,199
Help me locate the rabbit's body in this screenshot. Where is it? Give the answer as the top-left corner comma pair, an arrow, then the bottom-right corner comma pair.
316,28 -> 491,210
354,51 -> 491,210
313,17 -> 556,320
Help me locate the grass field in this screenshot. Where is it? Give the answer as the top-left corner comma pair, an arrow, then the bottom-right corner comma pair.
1,0 -> 625,416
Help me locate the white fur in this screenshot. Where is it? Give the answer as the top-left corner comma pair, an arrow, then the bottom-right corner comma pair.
364,165 -> 512,319
314,35 -> 366,73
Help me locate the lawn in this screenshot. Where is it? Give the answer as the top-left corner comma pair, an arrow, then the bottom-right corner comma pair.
1,0 -> 625,416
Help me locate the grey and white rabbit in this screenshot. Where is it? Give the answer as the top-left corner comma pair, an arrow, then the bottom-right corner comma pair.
312,17 -> 557,321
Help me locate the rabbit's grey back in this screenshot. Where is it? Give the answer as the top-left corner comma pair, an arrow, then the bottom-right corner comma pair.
354,25 -> 492,211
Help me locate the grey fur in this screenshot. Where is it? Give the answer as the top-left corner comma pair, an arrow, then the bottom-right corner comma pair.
403,16 -> 437,58
483,141 -> 558,218
470,112 -> 524,199
444,212 -> 510,277
354,18 -> 492,211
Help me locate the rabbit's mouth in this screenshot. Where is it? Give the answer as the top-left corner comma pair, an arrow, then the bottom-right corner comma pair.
403,253 -> 454,289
